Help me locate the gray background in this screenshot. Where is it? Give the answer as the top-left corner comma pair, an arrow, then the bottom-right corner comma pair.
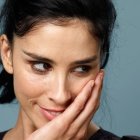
0,0 -> 140,136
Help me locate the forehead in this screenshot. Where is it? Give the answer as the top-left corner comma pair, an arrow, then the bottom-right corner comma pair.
15,18 -> 98,42
13,19 -> 100,61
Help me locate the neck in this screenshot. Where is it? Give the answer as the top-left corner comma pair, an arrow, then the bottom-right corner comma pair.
4,106 -> 36,140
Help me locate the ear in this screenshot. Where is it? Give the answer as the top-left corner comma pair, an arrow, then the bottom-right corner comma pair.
0,34 -> 13,74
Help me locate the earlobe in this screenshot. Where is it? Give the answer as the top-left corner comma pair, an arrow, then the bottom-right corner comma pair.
0,34 -> 13,74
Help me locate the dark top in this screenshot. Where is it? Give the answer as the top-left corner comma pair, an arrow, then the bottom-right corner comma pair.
0,130 -> 8,140
0,129 -> 140,140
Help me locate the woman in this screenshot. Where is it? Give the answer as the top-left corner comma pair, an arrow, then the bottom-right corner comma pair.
0,0 -> 139,140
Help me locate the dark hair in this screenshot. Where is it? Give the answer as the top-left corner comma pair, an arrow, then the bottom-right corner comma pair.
0,0 -> 116,103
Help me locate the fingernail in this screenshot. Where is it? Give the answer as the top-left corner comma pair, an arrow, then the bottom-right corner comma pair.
99,72 -> 104,80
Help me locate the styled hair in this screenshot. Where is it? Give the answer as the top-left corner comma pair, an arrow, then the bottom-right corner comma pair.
0,0 -> 116,103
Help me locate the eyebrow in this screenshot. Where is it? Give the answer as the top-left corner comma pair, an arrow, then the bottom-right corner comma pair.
22,50 -> 97,65
23,50 -> 55,64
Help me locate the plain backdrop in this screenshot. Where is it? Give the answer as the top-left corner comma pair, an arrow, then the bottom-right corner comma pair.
0,0 -> 140,136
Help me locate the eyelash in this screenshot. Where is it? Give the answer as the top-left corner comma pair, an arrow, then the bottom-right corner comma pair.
30,61 -> 92,75
72,65 -> 92,74
31,61 -> 52,74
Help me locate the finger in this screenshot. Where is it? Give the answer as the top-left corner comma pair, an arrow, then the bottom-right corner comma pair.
91,69 -> 104,102
68,112 -> 92,139
57,80 -> 95,128
70,71 -> 104,131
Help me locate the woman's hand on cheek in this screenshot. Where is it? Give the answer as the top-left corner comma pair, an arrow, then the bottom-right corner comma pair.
26,70 -> 104,140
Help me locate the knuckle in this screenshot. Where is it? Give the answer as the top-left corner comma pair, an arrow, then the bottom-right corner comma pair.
75,98 -> 85,111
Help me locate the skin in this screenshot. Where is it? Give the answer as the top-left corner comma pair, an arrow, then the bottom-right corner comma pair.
0,19 -> 104,140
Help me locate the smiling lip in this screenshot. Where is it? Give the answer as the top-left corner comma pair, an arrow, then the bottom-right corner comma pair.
40,106 -> 64,121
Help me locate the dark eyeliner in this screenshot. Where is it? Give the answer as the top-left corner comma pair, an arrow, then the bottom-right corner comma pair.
29,60 -> 52,74
73,65 -> 93,74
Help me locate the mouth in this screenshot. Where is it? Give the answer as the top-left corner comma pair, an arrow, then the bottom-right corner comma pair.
39,106 -> 64,121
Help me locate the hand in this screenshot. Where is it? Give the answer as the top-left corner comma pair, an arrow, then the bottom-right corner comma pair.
27,70 -> 104,140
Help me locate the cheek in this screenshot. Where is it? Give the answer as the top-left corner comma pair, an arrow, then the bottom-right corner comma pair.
13,70 -> 46,100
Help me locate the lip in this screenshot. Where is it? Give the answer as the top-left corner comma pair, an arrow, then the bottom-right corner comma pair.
39,106 -> 64,121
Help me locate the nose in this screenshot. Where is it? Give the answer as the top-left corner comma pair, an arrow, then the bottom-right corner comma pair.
48,75 -> 72,106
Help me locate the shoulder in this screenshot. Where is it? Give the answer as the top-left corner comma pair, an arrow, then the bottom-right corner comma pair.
121,136 -> 140,140
89,128 -> 120,140
0,130 -> 8,140
89,128 -> 140,140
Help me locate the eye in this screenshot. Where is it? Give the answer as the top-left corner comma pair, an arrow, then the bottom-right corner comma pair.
32,62 -> 52,73
73,65 -> 92,74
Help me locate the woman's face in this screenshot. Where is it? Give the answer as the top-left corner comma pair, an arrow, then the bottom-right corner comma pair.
4,20 -> 101,129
